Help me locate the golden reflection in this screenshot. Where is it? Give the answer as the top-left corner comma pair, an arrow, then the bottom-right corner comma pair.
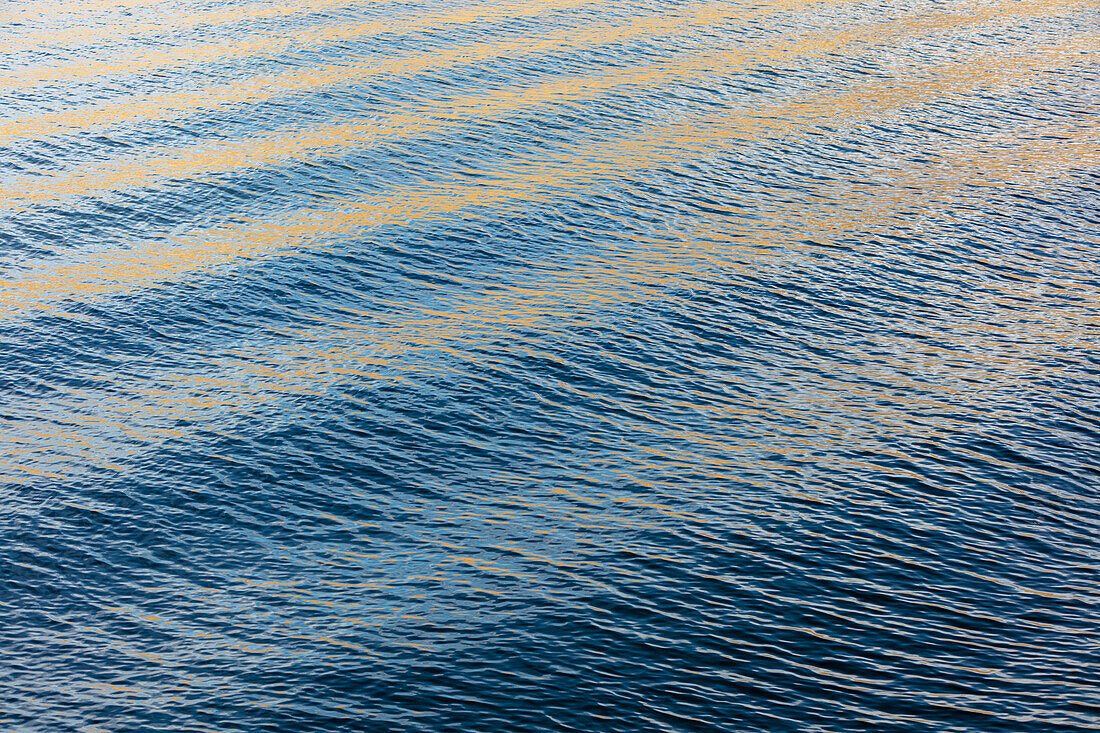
0,35 -> 1092,227
0,0 -> 167,22
2,84 -> 1095,327
0,0 -> 600,88
1,41 -> 1091,209
0,0 -> 375,53
1,4 -> 1096,482
4,152 -> 1089,484
0,0 -> 1074,145
0,0 -> 791,143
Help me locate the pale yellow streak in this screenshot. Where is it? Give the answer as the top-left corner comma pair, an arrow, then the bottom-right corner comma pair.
0,104 -> 1095,321
1,28 -> 1092,209
8,0 -> 1050,145
0,183 -> 548,310
28,210 -> 1074,473
0,5 -> 1092,353
5,199 -> 1089,480
0,0 -> 600,88
0,0 -> 377,53
0,0 -> 791,144
0,0 -> 162,22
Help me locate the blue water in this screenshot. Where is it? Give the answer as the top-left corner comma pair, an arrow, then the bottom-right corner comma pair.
1,0 -> 1098,730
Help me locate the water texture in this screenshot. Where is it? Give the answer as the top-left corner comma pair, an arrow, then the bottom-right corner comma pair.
0,0 -> 1098,730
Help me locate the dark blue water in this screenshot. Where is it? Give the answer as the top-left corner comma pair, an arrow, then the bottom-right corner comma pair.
1,0 -> 1098,730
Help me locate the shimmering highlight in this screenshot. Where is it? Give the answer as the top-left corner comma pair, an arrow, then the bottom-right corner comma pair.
1,0 -> 1097,731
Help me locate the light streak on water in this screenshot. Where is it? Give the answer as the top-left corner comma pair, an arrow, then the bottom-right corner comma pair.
0,0 -> 1097,730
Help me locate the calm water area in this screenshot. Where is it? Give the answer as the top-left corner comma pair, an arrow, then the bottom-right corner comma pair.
0,0 -> 1098,730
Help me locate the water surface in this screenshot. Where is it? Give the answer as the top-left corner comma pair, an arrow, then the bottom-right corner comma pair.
1,0 -> 1098,730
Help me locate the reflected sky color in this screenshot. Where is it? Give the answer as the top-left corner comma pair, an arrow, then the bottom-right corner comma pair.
0,34 -> 1093,211
1,0 -> 1098,730
0,0 -> 603,87
2,104 -> 1096,477
0,33 -> 1094,317
0,0 -> 1084,142
0,0 -> 378,50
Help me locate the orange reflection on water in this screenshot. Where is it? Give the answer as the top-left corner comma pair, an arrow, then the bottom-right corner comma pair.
2,30 -> 1090,211
5,0 -> 1065,146
0,0 -> 803,145
0,0 -> 1094,492
0,0 -> 603,90
1,98 -> 1096,323
4,201 -> 1092,485
0,0 -> 166,23
0,180 -> 550,315
0,0 -> 380,53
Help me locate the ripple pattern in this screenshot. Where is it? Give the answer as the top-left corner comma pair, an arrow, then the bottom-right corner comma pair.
1,0 -> 1098,730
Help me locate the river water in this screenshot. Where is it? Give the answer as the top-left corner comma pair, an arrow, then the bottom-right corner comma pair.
1,0 -> 1098,730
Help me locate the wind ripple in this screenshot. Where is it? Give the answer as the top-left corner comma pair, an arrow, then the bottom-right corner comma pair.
0,0 -> 1098,731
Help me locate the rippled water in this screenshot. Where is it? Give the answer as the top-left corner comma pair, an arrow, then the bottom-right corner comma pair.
1,0 -> 1098,730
